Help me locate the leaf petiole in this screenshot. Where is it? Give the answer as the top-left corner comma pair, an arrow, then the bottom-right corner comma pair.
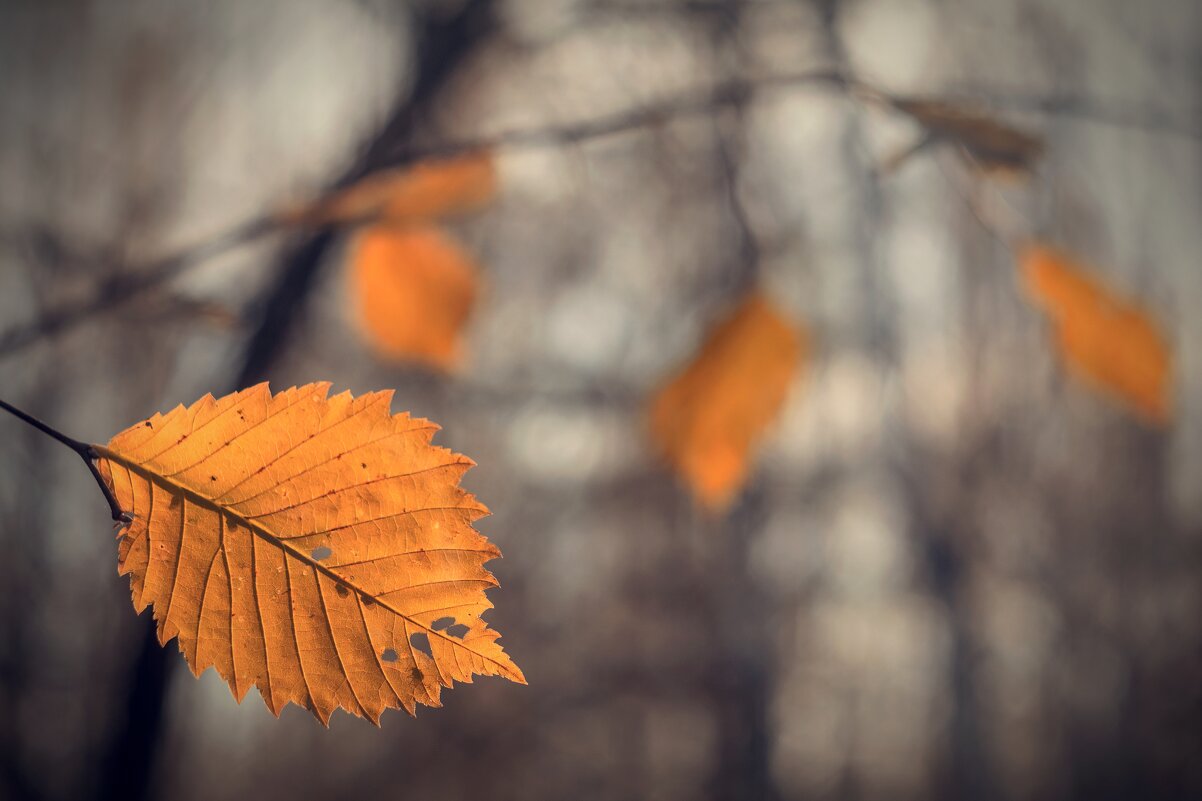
0,398 -> 131,524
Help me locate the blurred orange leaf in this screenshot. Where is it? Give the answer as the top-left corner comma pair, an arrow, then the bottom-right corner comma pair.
351,225 -> 480,370
281,151 -> 496,226
1021,243 -> 1172,424
649,293 -> 806,511
94,382 -> 524,725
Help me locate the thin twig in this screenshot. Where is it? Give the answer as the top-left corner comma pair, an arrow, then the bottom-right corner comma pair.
714,109 -> 760,292
588,0 -> 808,12
0,215 -> 273,357
0,398 -> 129,523
951,90 -> 1202,141
2,65 -> 1196,360
386,68 -> 850,165
0,69 -> 847,361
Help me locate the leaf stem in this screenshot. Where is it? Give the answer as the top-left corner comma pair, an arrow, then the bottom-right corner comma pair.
0,397 -> 130,523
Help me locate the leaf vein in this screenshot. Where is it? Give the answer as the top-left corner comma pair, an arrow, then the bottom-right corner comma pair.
226,422 -> 439,508
162,497 -> 188,639
328,546 -> 498,570
353,593 -> 399,713
192,546 -> 221,668
250,536 -> 274,711
283,504 -> 484,541
283,555 -> 315,716
240,461 -> 468,520
163,389 -> 311,479
315,573 -> 366,718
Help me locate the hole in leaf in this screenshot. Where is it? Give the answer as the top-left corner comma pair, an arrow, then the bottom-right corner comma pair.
446,623 -> 469,639
411,667 -> 424,682
381,648 -> 398,663
410,632 -> 433,659
209,475 -> 217,482
361,462 -> 367,469
143,421 -> 152,428
431,616 -> 455,631
311,546 -> 332,561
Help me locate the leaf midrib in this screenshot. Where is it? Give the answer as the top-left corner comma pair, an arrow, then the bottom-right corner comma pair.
94,444 -> 516,676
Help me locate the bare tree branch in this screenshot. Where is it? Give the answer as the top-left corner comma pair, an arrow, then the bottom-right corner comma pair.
0,216 -> 272,356
1,62 -> 1195,361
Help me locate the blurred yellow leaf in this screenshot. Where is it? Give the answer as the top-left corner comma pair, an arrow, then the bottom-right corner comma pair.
351,225 -> 480,370
1021,243 -> 1172,425
281,151 -> 496,226
649,292 -> 806,511
95,382 -> 523,725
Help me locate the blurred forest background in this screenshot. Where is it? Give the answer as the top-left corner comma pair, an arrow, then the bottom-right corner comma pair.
1,1 -> 1200,800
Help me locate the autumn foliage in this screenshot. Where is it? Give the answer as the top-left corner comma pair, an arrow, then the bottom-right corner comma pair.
1021,243 -> 1172,424
94,383 -> 523,724
650,293 -> 806,511
326,153 -> 497,369
351,226 -> 480,370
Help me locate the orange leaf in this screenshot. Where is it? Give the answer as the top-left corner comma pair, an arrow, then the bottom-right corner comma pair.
649,293 -> 806,511
281,151 -> 496,226
350,225 -> 480,370
94,383 -> 524,725
1021,243 -> 1172,424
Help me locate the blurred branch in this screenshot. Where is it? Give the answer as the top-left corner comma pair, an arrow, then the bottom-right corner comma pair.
714,107 -> 760,294
707,487 -> 778,801
952,89 -> 1202,141
900,436 -> 1005,801
697,9 -> 780,800
588,0 -> 807,13
0,216 -> 272,357
0,68 -> 845,361
0,67 -> 844,360
3,60 -> 1196,360
390,67 -> 850,163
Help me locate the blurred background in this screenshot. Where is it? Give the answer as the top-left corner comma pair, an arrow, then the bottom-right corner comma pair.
1,1 -> 1200,800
